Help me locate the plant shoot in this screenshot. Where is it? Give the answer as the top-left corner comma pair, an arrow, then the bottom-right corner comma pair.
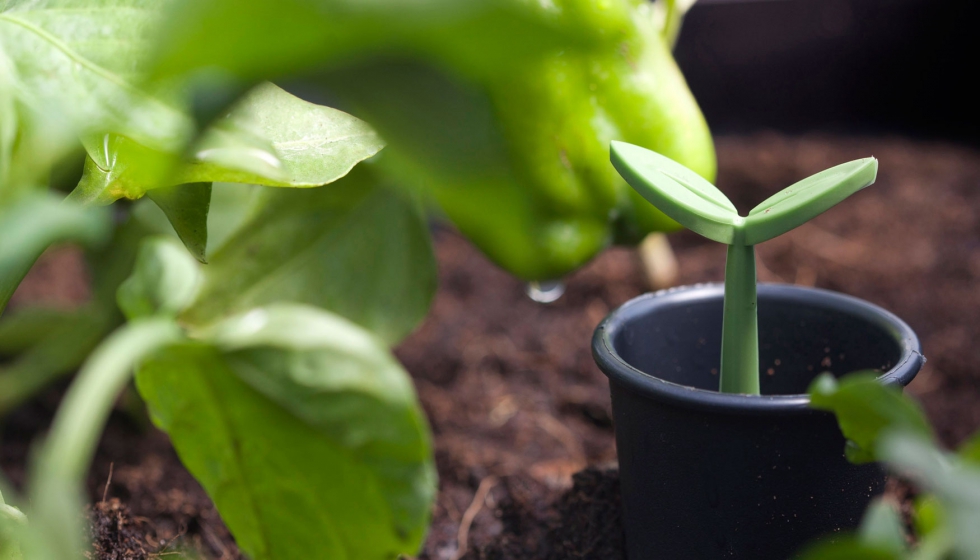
611,141 -> 878,394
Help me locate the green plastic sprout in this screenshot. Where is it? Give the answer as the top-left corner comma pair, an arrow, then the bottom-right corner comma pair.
611,141 -> 878,395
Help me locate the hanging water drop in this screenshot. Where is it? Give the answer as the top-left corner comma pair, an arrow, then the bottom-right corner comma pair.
525,280 -> 565,303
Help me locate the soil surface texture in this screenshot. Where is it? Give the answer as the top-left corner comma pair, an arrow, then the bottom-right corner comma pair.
2,134 -> 979,559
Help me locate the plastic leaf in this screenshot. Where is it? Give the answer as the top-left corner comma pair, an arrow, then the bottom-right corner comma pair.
610,141 -> 738,244
743,158 -> 877,245
137,304 -> 435,560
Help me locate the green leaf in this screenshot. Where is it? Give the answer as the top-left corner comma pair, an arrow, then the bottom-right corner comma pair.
0,0 -> 189,191
914,494 -> 946,538
743,158 -> 877,245
180,166 -> 436,345
117,237 -> 203,320
794,538 -> 900,560
136,304 -> 435,560
958,431 -> 980,465
610,141 -> 738,244
147,183 -> 212,262
809,372 -> 933,464
879,433 -> 980,560
0,305 -> 111,414
858,499 -> 907,554
0,484 -> 25,560
175,82 -> 385,187
72,83 -> 386,207
151,0 -> 603,84
0,193 -> 111,315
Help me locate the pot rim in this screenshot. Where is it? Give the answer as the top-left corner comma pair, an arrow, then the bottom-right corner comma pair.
592,283 -> 923,416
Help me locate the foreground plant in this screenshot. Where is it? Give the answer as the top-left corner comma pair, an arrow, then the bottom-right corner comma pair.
0,0 -> 716,558
800,373 -> 980,560
610,142 -> 878,394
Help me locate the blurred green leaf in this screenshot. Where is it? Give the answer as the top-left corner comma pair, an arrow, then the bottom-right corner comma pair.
319,1 -> 715,280
0,485 -> 25,560
0,193 -> 110,315
0,0 -> 188,194
794,538 -> 900,560
150,0 -> 611,84
137,304 -> 435,560
0,305 -> 110,414
146,183 -> 212,262
958,432 -> 980,465
117,237 -> 203,320
914,495 -> 946,539
180,166 -> 436,345
858,499 -> 907,554
809,372 -> 933,464
0,306 -> 84,355
880,433 -> 980,560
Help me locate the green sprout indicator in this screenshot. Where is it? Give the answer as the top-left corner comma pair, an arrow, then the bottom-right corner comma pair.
611,141 -> 878,395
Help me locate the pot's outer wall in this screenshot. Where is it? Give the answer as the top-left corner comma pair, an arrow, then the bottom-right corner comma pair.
593,284 -> 923,560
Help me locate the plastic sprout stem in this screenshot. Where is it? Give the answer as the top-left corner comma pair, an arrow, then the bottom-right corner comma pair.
611,141 -> 877,394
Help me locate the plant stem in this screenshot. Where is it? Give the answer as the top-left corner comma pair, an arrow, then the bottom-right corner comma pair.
719,240 -> 760,394
25,318 -> 181,559
34,318 -> 180,481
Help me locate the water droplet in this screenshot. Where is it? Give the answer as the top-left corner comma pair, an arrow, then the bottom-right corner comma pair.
526,281 -> 565,303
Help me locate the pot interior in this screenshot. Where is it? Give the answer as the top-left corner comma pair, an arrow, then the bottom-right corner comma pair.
611,288 -> 906,396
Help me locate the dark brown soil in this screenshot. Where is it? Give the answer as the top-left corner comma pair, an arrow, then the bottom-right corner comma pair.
2,133 -> 979,560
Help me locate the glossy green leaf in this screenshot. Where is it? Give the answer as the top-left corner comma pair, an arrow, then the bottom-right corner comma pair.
117,237 -> 202,320
147,183 -> 212,262
72,83 -> 386,206
175,82 -> 385,187
0,193 -> 111,315
743,158 -> 877,245
809,372 -> 933,464
137,304 -> 435,560
610,140 -> 737,244
181,166 -> 436,345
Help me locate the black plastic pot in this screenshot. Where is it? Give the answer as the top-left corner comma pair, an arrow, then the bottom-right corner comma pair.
592,283 -> 923,560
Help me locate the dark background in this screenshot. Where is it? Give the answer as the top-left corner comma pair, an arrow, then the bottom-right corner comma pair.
675,0 -> 977,143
